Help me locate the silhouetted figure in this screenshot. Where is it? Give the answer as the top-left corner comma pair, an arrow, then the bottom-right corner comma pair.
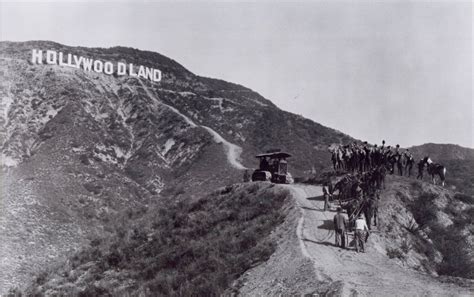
404,149 -> 414,177
417,159 -> 425,180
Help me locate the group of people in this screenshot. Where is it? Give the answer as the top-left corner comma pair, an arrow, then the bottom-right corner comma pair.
330,140 -> 445,185
329,140 -> 415,177
333,207 -> 369,253
324,175 -> 378,253
326,140 -> 447,253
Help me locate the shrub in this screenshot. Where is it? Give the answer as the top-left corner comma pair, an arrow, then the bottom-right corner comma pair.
410,192 -> 473,279
27,183 -> 291,295
386,247 -> 405,260
410,193 -> 437,230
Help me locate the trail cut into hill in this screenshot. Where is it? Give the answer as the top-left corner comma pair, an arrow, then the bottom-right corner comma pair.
238,181 -> 473,296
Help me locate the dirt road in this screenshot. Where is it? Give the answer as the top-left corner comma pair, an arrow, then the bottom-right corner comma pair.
285,184 -> 472,297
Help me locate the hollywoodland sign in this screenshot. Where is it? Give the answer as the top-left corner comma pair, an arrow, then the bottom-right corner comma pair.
31,49 -> 162,82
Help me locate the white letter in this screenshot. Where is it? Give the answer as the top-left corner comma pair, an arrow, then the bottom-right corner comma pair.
117,62 -> 126,75
145,67 -> 153,81
73,55 -> 83,68
31,49 -> 42,64
104,62 -> 114,74
58,52 -> 67,66
138,66 -> 146,79
46,50 -> 57,65
129,64 -> 138,77
83,58 -> 93,71
153,69 -> 162,82
67,54 -> 73,67
93,60 -> 103,73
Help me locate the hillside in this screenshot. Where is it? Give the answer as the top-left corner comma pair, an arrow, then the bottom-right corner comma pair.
408,144 -> 474,196
0,40 -> 352,292
409,143 -> 474,161
239,176 -> 474,296
21,183 -> 292,296
18,176 -> 474,296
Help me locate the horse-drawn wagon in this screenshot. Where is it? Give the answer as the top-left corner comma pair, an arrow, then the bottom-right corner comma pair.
329,174 -> 379,230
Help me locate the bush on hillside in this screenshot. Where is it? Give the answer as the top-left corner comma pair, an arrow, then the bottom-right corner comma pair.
26,183 -> 291,296
410,192 -> 474,279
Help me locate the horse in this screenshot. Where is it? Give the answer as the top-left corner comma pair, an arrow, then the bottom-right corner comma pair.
341,199 -> 359,223
423,157 -> 447,186
427,163 -> 447,186
331,175 -> 359,201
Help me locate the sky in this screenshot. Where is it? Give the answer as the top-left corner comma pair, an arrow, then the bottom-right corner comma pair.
1,1 -> 472,148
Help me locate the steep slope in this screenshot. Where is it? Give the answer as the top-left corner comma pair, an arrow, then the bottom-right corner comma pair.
0,40 -> 352,291
22,183 -> 292,296
19,176 -> 474,296
0,41 -> 352,176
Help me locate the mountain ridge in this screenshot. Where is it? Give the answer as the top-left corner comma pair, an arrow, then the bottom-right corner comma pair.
1,40 -> 472,294
0,40 -> 351,291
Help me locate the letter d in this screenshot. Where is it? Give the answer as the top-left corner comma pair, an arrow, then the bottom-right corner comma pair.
153,69 -> 162,82
117,62 -> 126,75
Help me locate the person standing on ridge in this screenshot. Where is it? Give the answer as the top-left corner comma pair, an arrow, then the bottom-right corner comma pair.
404,149 -> 414,177
355,214 -> 370,253
333,207 -> 348,249
395,144 -> 403,176
417,158 -> 425,180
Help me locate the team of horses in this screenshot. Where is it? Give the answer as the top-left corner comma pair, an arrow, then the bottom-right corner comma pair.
329,172 -> 382,230
326,144 -> 448,230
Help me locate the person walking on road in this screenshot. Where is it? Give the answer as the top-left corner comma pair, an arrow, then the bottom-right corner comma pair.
355,214 -> 370,253
323,183 -> 331,211
333,207 -> 348,249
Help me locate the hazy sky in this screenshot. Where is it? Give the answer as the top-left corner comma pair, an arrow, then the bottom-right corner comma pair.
1,1 -> 472,148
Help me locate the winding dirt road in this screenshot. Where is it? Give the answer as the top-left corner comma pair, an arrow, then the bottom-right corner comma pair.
284,184 -> 472,297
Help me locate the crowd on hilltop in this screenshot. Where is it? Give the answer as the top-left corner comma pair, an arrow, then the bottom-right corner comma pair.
326,140 -> 448,253
329,140 -> 447,186
329,140 -> 415,177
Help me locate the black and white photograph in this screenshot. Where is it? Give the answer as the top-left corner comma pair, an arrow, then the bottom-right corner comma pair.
0,0 -> 472,296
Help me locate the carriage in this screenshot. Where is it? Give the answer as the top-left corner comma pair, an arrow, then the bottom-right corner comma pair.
330,174 -> 379,231
251,150 -> 294,184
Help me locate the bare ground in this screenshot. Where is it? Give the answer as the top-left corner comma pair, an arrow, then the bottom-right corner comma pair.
238,184 -> 474,296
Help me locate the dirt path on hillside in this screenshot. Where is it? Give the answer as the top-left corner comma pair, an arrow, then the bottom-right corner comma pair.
285,184 -> 473,297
